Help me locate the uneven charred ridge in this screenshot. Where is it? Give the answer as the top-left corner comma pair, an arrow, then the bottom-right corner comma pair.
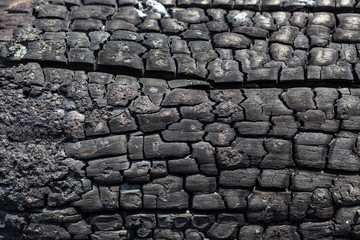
4,0 -> 360,86
2,62 -> 360,239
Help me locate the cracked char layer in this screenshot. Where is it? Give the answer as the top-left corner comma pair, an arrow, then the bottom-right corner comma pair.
2,0 -> 360,239
1,63 -> 360,239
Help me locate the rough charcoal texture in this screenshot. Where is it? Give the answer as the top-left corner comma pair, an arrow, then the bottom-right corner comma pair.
2,0 -> 360,239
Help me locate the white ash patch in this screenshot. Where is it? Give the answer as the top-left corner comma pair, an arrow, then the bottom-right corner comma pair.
233,12 -> 250,22
135,0 -> 170,18
299,0 -> 315,7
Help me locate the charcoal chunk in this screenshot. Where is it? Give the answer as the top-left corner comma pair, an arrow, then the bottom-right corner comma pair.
182,29 -> 210,40
173,8 -> 209,23
83,114 -> 110,137
263,225 -> 300,240
309,48 -> 338,66
280,66 -> 305,82
89,31 -> 110,51
233,26 -> 268,38
238,225 -> 264,239
84,0 -> 116,5
161,18 -> 187,33
334,28 -> 360,43
260,138 -> 294,169
192,194 -> 225,210
219,168 -> 260,187
149,157 -> 168,175
35,4 -> 67,19
291,170 -> 335,191
70,5 -> 115,20
205,123 -> 236,146
157,191 -> 189,209
216,146 -> 251,169
296,110 -> 328,130
219,189 -> 249,210
125,214 -> 156,233
270,43 -> 294,62
334,14 -> 360,42
247,191 -> 290,223
334,206 -> 360,236
181,102 -> 215,123
191,215 -> 216,231
71,185 -> 103,212
307,25 -> 331,47
282,88 -> 316,112
289,192 -> 312,221
174,54 -> 208,79
120,184 -> 142,210
128,135 -> 143,160
91,230 -> 130,240
64,135 -> 127,160
308,188 -> 334,220
68,48 -> 94,64
71,19 -> 102,31
213,32 -> 251,48
331,175 -> 360,206
123,161 -> 150,183
143,33 -> 169,49
300,221 -> 334,240
66,220 -> 91,239
192,141 -> 218,176
106,75 -> 140,106
233,138 -> 266,165
168,157 -> 199,174
99,186 -> 119,210
111,30 -> 143,42
207,221 -> 239,239
328,135 -> 360,171
140,78 -> 169,106
29,207 -> 82,224
235,122 -> 271,135
34,19 -> 69,32
98,51 -> 144,72
270,26 -> 299,44
129,96 -> 160,114
207,59 -> 243,83
112,6 -> 142,25
295,145 -> 327,168
162,89 -> 208,106
144,134 -> 189,159
171,38 -> 191,54
145,49 -> 176,75
247,67 -> 279,82
90,214 -> 123,231
109,110 -> 137,133
66,32 -> 90,48
24,224 -> 71,240
321,64 -> 354,81
178,0 -> 211,7
162,119 -> 204,142
258,169 -> 291,189
157,213 -> 191,229
138,108 -> 180,132
185,174 -> 216,193
105,19 -> 138,32
86,156 -> 129,184
99,41 -> 146,70
269,115 -> 299,138
154,229 -> 184,239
